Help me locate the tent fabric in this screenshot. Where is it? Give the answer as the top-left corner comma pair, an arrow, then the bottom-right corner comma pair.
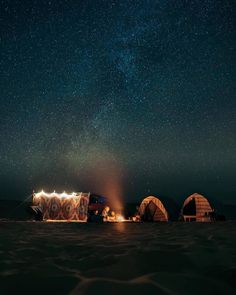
181,193 -> 213,222
139,196 -> 168,221
33,192 -> 90,221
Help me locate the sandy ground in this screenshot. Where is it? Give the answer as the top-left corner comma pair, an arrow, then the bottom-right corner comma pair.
0,221 -> 235,295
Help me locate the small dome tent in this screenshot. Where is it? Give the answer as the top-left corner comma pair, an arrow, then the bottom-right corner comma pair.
139,196 -> 168,222
181,193 -> 213,222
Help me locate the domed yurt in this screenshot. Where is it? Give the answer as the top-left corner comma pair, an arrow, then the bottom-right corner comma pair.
181,193 -> 213,222
32,191 -> 90,221
139,196 -> 168,222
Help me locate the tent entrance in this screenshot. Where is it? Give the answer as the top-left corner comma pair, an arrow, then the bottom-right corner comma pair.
183,198 -> 196,216
143,200 -> 157,221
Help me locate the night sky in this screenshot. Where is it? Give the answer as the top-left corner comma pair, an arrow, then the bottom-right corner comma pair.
0,0 -> 235,203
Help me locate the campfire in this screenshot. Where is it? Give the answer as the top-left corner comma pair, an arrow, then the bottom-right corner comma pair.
106,212 -> 127,222
101,205 -> 140,223
116,214 -> 125,222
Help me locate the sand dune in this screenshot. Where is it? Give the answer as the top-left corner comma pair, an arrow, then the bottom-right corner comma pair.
0,222 -> 235,294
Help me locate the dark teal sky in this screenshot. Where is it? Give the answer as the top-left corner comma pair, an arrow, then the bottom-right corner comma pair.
0,0 -> 235,203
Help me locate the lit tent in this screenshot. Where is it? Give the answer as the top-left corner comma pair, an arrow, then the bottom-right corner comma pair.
139,196 -> 168,221
181,193 -> 213,222
32,191 -> 90,221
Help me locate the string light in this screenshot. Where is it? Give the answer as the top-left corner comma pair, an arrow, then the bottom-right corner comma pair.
34,190 -> 85,199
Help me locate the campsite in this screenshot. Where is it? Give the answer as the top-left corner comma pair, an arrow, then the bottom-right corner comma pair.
28,190 -> 225,223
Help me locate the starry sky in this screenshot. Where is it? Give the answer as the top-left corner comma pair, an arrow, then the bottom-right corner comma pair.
0,0 -> 235,203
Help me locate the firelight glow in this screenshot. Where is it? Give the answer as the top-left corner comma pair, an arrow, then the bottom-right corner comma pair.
116,215 -> 125,222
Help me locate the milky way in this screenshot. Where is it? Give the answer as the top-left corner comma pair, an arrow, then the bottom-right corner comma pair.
0,0 -> 235,202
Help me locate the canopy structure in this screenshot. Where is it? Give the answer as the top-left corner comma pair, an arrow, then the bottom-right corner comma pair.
32,191 -> 90,221
181,193 -> 213,222
139,196 -> 168,222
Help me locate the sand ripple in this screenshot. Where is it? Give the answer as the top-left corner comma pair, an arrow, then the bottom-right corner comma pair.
0,222 -> 235,294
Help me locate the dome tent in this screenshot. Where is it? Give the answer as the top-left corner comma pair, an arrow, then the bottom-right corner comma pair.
139,196 -> 168,221
181,193 -> 213,222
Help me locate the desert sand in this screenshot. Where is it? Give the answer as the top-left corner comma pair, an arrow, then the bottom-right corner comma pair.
0,221 -> 235,295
